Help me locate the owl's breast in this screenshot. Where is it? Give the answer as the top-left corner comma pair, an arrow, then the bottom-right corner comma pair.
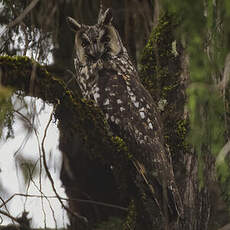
96,69 -> 161,145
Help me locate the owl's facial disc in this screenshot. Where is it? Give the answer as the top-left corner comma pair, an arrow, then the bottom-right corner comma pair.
68,8 -> 124,66
73,25 -> 122,66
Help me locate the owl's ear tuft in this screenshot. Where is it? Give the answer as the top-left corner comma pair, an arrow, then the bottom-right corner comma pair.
67,17 -> 81,32
104,8 -> 113,24
98,8 -> 113,25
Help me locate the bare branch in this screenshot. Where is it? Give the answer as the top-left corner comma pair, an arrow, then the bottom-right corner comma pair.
7,0 -> 40,29
153,0 -> 161,27
0,193 -> 128,212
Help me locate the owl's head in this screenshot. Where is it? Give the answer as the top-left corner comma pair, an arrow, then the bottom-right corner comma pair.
67,9 -> 127,66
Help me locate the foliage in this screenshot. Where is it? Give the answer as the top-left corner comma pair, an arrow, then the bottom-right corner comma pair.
162,1 -> 230,191
187,84 -> 225,156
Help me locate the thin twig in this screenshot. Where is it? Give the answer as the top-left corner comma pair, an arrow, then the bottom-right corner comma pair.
41,104 -> 88,224
0,193 -> 128,211
13,108 -> 57,228
0,197 -> 15,225
27,162 -> 57,229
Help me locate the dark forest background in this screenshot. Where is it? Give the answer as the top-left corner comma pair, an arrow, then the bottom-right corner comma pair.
1,0 -> 230,230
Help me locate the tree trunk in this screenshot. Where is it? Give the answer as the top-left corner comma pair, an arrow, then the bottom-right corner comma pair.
139,12 -> 229,230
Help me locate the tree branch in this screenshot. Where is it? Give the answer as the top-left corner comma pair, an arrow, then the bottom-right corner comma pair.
0,193 -> 127,212
7,0 -> 40,29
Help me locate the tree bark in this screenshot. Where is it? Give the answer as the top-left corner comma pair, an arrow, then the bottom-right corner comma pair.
139,12 -> 229,230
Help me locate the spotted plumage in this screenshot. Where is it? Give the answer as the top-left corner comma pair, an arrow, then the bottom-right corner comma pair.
67,8 -> 183,218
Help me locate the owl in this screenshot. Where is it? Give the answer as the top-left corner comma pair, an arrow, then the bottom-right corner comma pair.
67,8 -> 183,220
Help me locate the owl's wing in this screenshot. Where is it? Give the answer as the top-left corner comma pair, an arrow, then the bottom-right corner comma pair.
97,69 -> 183,217
98,69 -> 162,150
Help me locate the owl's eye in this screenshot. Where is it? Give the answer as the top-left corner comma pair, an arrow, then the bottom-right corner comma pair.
81,38 -> 90,47
101,34 -> 110,43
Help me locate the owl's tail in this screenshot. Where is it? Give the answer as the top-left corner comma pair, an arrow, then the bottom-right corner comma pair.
132,157 -> 184,221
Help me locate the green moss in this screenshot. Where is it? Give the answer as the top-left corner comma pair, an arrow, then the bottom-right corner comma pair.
123,200 -> 137,230
0,55 -> 139,208
139,13 -> 181,107
111,136 -> 132,159
139,12 -> 186,160
176,119 -> 190,149
0,55 -> 128,162
138,13 -> 189,226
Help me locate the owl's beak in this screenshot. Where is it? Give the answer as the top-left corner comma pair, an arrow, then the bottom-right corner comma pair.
90,42 -> 101,61
92,43 -> 98,56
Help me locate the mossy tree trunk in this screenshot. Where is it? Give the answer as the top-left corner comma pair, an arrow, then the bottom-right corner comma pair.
139,13 -> 229,230
0,14 -> 229,230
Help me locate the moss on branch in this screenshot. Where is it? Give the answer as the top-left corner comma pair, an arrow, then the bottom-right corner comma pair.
0,55 -> 131,164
